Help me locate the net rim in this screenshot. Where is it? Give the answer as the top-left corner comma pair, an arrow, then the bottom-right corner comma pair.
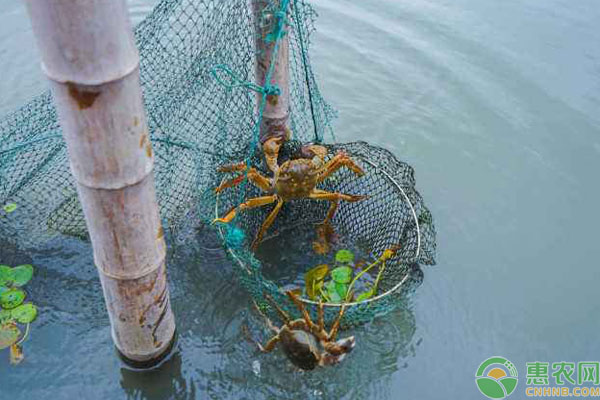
215,151 -> 422,308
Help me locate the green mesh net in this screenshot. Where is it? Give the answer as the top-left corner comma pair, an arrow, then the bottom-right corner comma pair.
0,0 -> 436,327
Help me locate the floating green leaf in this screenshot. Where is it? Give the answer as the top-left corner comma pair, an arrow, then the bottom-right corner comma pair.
331,266 -> 352,284
335,249 -> 354,265
304,264 -> 329,300
325,281 -> 342,303
335,282 -> 348,299
0,289 -> 26,309
356,288 -> 375,302
0,309 -> 12,323
2,203 -> 17,213
0,265 -> 12,286
11,303 -> 37,324
11,265 -> 33,287
0,324 -> 20,350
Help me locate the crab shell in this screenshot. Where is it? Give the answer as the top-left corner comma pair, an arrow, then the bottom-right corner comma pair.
280,327 -> 320,370
273,158 -> 322,200
278,326 -> 356,371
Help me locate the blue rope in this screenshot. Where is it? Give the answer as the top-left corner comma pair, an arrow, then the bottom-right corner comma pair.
211,0 -> 292,244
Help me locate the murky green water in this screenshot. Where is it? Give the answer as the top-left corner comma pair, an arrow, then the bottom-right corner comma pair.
1,0 -> 600,399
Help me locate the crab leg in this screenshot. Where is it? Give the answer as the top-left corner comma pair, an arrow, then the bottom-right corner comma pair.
317,300 -> 324,333
309,189 -> 367,225
256,336 -> 281,353
251,197 -> 284,249
286,291 -> 329,340
323,201 -> 338,226
286,291 -> 316,329
213,195 -> 277,224
310,189 -> 367,204
317,152 -> 365,183
215,164 -> 272,193
264,294 -> 292,325
253,301 -> 279,334
328,304 -> 346,341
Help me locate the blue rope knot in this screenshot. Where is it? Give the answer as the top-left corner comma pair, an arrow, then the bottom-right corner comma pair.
263,84 -> 281,96
225,225 -> 246,249
211,64 -> 281,97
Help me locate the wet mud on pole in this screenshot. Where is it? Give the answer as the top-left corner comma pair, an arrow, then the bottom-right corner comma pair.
253,0 -> 291,145
24,0 -> 176,366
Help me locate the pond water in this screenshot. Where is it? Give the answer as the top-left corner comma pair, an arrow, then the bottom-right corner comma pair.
1,0 -> 600,399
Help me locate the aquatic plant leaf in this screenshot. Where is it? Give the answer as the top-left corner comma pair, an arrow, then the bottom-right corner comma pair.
335,249 -> 354,264
325,281 -> 342,303
356,289 -> 375,302
0,265 -> 12,286
0,309 -> 12,323
0,323 -> 20,349
305,264 -> 329,300
335,282 -> 348,299
11,265 -> 33,287
0,289 -> 26,309
11,303 -> 37,324
2,203 -> 17,213
331,266 -> 352,284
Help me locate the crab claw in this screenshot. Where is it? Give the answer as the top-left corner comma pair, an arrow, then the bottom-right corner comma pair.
319,337 -> 355,366
336,336 -> 356,354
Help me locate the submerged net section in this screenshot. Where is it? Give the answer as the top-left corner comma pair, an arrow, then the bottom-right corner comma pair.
215,141 -> 436,327
0,0 -> 332,241
0,0 -> 436,327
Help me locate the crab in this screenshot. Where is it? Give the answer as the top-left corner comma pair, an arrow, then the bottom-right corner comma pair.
250,290 -> 355,370
214,137 -> 367,250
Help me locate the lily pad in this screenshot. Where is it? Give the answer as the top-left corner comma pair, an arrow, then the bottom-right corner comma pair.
325,281 -> 342,303
0,265 -> 12,286
11,303 -> 37,324
335,249 -> 355,264
305,264 -> 329,300
2,203 -> 17,213
11,264 -> 33,287
0,308 -> 12,323
0,289 -> 26,309
0,323 -> 20,350
356,288 -> 375,302
331,266 -> 352,284
335,282 -> 348,299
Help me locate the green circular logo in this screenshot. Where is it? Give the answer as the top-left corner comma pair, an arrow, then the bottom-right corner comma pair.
475,357 -> 518,399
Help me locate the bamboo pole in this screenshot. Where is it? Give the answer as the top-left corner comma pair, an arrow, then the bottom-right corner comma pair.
24,0 -> 175,365
253,0 -> 291,145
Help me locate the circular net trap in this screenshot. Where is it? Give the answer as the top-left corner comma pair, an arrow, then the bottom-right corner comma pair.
0,0 -> 436,327
214,141 -> 436,328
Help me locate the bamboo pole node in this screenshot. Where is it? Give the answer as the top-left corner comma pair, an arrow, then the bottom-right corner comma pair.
41,60 -> 140,86
96,248 -> 167,281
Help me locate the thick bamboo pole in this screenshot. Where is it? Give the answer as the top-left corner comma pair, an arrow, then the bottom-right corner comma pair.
253,0 -> 291,145
24,0 -> 175,365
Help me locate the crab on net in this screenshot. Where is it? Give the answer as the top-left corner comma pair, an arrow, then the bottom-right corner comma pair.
213,139 -> 436,330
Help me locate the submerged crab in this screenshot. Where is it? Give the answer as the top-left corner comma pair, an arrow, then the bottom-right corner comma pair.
214,137 -> 367,249
250,290 -> 355,370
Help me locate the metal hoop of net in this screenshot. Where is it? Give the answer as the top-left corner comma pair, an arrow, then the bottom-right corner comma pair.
214,141 -> 436,327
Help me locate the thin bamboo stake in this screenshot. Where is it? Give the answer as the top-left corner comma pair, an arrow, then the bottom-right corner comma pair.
253,0 -> 291,144
24,0 -> 175,365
